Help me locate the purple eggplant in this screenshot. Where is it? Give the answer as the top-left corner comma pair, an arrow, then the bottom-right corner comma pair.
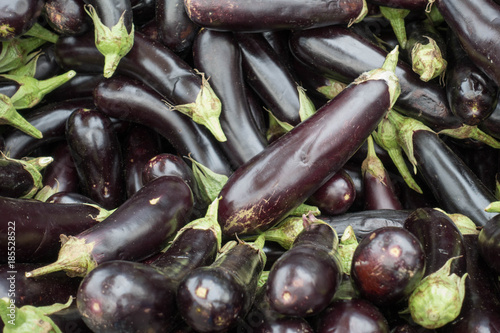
478,214 -> 500,275
0,0 -> 44,41
25,175 -> 193,278
183,0 -> 368,32
45,73 -> 105,103
217,48 -> 400,238
350,226 -> 426,307
65,107 -> 125,209
0,196 -> 109,264
92,75 -> 233,176
43,0 -> 91,36
193,28 -> 268,169
47,191 -> 99,205
41,141 -> 80,194
266,217 -> 342,317
365,0 -> 428,10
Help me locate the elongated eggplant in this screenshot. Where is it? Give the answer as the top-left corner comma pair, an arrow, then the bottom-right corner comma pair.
266,217 -> 342,317
478,214 -> 500,274
350,226 -> 426,307
155,0 -> 199,56
54,31 -> 226,141
2,98 -> 94,159
403,207 -> 466,277
47,191 -> 99,205
43,0 -> 91,36
66,107 -> 125,209
0,196 -> 109,264
92,75 -> 233,176
315,298 -> 390,333
193,28 -> 268,169
217,48 -> 400,238
436,0 -> 500,88
176,235 -> 266,332
183,0 -> 368,32
41,141 -> 80,194
445,29 -> 498,126
25,176 -> 193,278
0,263 -> 81,307
0,0 -> 45,41
45,73 -> 105,103
77,199 -> 221,332
235,32 -> 302,126
289,25 -> 461,131
122,124 -> 161,197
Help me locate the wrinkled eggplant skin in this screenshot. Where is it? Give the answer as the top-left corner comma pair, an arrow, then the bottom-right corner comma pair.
2,98 -> 94,159
478,214 -> 500,275
218,79 -> 391,238
436,0 -> 500,88
315,298 -> 390,333
0,0 -> 44,41
289,25 -> 461,131
403,207 -> 467,277
193,28 -> 268,169
439,234 -> 500,332
93,75 -> 233,176
66,107 -> 125,209
350,227 -> 426,307
0,159 -> 35,198
183,0 -> 366,32
0,196 -> 102,263
0,263 -> 81,307
77,260 -> 178,333
43,0 -> 91,36
411,130 -> 498,227
78,176 -> 193,265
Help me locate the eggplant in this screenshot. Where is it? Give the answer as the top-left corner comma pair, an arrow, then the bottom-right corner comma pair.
436,0 -> 500,88
43,0 -> 91,36
289,24 -> 462,131
439,234 -> 500,332
193,28 -> 268,169
306,168 -> 357,216
0,196 -> 109,264
183,0 -> 368,32
315,298 -> 390,333
266,217 -> 342,317
122,124 -> 161,197
66,107 -> 125,209
478,214 -> 500,274
25,175 -> 194,278
234,32 -> 302,126
0,0 -> 45,41
445,29 -> 498,126
130,0 -> 156,26
217,48 -> 400,238
350,226 -> 426,307
47,191 -> 100,205
0,263 -> 81,307
45,73 -> 105,103
176,235 -> 266,332
364,0 -> 428,10
155,0 -> 199,56
92,75 -> 233,176
41,141 -> 81,194
54,31 -> 226,141
2,98 -> 94,159
403,207 -> 467,277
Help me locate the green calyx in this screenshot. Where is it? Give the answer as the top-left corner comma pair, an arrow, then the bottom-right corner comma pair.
0,37 -> 47,73
348,0 -> 369,27
438,124 -> 500,149
186,155 -> 228,204
266,109 -> 293,141
408,256 -> 468,329
411,36 -> 447,82
379,6 -> 411,49
337,225 -> 359,276
434,208 -> 480,235
362,135 -> 388,185
259,215 -> 307,250
24,23 -> 59,44
297,85 -> 316,122
25,236 -> 97,278
317,78 -> 346,100
0,94 -> 42,138
85,4 -> 134,78
170,72 -> 227,142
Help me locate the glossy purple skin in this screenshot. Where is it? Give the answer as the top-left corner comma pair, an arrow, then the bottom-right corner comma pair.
307,168 -> 357,215
365,0 -> 428,10
66,107 -> 125,209
42,142 -> 80,194
193,28 -> 268,169
218,78 -> 391,238
350,227 -> 426,307
289,25 -> 462,131
478,214 -> 500,274
47,192 -> 99,205
77,260 -> 178,333
412,129 -> 498,227
0,196 -> 102,263
437,0 -> 500,88
0,158 -> 35,198
43,0 -> 90,36
363,166 -> 402,211
183,0 -> 366,32
315,299 -> 390,333
2,98 -> 94,159
0,0 -> 44,41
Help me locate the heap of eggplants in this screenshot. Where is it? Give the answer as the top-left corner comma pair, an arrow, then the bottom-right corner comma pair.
2,0 -> 500,332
